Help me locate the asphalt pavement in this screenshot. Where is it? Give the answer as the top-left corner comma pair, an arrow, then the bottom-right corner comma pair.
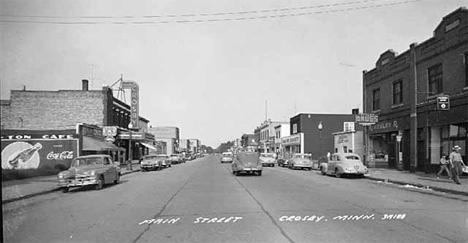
2,155 -> 467,243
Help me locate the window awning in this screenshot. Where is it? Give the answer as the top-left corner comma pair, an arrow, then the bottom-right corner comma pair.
140,142 -> 158,150
82,136 -> 125,151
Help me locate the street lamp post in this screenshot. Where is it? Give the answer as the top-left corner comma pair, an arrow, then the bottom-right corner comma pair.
128,122 -> 133,171
318,121 -> 323,160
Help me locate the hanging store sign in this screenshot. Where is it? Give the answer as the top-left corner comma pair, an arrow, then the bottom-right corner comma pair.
122,81 -> 140,128
355,113 -> 378,125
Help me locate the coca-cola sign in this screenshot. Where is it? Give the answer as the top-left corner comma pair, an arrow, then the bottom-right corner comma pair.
47,151 -> 74,160
1,139 -> 78,170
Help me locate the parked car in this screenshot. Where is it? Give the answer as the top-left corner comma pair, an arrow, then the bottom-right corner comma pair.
320,153 -> 368,178
260,153 -> 276,167
221,152 -> 234,163
169,154 -> 184,164
57,155 -> 120,193
232,151 -> 262,176
287,153 -> 313,170
277,157 -> 288,167
140,154 -> 166,172
157,155 -> 171,168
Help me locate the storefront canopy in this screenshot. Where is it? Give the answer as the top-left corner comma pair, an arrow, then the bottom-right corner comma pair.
140,142 -> 158,150
82,136 -> 125,151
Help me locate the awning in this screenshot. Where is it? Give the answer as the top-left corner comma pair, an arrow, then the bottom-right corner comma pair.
82,136 -> 125,151
140,142 -> 158,150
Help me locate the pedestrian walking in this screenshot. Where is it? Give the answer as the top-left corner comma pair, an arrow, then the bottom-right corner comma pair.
437,154 -> 451,179
449,145 -> 464,185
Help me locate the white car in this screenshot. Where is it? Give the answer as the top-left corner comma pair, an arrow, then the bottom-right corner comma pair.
320,153 -> 368,178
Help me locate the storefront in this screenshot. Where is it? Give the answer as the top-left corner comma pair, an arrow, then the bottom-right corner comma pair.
78,124 -> 125,163
368,117 -> 409,169
281,133 -> 304,159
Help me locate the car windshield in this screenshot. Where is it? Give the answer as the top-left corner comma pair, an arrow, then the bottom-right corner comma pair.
345,155 -> 360,160
294,154 -> 311,160
143,155 -> 158,160
222,152 -> 233,157
260,153 -> 274,158
71,157 -> 103,167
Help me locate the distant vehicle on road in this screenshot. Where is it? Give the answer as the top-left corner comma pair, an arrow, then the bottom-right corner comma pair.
140,154 -> 166,172
232,151 -> 262,176
221,152 -> 234,163
320,153 -> 368,178
287,153 -> 313,170
260,153 -> 276,167
57,155 -> 120,193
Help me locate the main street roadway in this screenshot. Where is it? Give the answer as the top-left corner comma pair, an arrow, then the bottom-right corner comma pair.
3,155 -> 467,243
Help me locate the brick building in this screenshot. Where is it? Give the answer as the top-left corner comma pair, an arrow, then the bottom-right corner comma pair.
362,7 -> 467,172
282,113 -> 355,159
0,80 -> 154,163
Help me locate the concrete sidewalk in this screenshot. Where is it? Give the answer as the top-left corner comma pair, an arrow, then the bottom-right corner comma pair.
366,168 -> 468,197
2,162 -> 141,204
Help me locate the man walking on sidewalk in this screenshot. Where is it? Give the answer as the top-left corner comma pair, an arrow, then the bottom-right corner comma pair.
449,145 -> 463,185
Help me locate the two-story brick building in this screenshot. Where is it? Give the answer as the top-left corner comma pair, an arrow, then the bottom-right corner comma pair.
1,79 -> 154,167
362,7 -> 467,172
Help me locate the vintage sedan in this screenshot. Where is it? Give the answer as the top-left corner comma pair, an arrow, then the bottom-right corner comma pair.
58,155 -> 120,193
287,153 -> 313,170
169,154 -> 184,164
160,155 -> 172,168
220,152 -> 234,163
232,151 -> 262,176
140,154 -> 166,172
260,153 -> 276,167
320,153 -> 368,178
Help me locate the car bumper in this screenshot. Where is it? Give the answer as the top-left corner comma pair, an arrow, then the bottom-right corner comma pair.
221,160 -> 233,163
238,168 -> 261,172
293,164 -> 312,168
141,165 -> 160,169
58,178 -> 98,187
342,170 -> 368,174
262,163 -> 275,166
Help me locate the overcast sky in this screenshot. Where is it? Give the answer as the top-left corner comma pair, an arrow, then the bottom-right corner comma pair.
0,0 -> 466,147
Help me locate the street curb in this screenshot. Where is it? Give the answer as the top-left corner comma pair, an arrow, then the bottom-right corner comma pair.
366,176 -> 468,197
2,169 -> 140,205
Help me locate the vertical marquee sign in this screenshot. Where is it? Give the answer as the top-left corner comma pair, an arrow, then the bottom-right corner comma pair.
122,81 -> 139,128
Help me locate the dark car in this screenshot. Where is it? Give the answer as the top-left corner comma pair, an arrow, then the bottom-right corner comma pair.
58,155 -> 120,193
277,158 -> 288,167
232,151 -> 262,176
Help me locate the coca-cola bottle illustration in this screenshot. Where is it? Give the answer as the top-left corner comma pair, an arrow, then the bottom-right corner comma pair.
8,143 -> 43,169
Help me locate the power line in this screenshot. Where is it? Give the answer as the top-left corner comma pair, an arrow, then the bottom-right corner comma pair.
0,0 -> 426,25
0,0 -> 388,19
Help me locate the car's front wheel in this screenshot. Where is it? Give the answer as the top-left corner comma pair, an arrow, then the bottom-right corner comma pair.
321,167 -> 326,175
61,187 -> 69,193
257,171 -> 262,176
95,176 -> 104,190
114,173 -> 120,184
335,168 -> 341,178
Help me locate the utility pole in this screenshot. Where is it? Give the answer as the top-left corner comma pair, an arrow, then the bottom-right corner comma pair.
410,43 -> 418,173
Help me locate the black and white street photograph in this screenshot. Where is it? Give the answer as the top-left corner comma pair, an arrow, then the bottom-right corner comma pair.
1,0 -> 467,242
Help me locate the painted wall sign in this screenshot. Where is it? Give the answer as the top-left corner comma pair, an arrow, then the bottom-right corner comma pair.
1,139 -> 78,170
0,134 -> 77,140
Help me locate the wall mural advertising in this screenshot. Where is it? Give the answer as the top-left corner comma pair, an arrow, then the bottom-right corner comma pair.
1,130 -> 79,170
